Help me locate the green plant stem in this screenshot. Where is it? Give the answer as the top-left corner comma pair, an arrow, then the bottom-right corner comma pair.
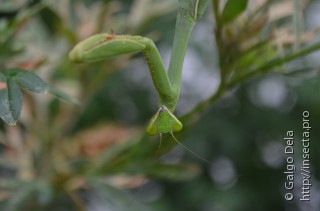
180,43 -> 320,133
67,191 -> 86,211
293,0 -> 303,51
96,3 -> 110,33
212,0 -> 220,30
212,0 -> 227,82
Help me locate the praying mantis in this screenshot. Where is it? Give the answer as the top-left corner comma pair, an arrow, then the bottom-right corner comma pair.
69,0 -> 209,135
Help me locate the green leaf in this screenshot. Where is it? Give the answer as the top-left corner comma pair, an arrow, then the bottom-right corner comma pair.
0,180 -> 52,210
5,68 -> 79,105
0,73 -> 22,125
229,42 -> 320,86
145,163 -> 201,181
2,182 -> 38,211
0,68 -> 79,125
92,135 -> 142,173
0,178 -> 21,190
87,177 -> 149,211
47,86 -> 80,105
179,0 -> 209,21
35,180 -> 53,205
7,78 -> 22,123
0,73 -> 9,117
221,0 -> 248,23
14,69 -> 49,93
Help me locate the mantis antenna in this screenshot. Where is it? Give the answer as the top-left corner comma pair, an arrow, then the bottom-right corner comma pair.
170,132 -> 213,165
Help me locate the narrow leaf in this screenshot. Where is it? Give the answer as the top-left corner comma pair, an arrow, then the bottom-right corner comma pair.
7,78 -> 22,123
3,182 -> 37,211
229,42 -> 320,86
0,73 -> 22,125
179,0 -> 209,21
146,163 -> 201,181
92,136 -> 141,173
12,68 -> 79,104
87,177 -> 149,211
14,69 -> 49,93
221,0 -> 248,23
48,86 -> 80,105
0,178 -> 21,190
0,73 -> 9,121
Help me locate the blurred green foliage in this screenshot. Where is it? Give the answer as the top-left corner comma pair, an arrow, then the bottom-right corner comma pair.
0,0 -> 320,211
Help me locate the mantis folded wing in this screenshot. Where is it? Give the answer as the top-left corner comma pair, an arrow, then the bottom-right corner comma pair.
69,0 -> 209,135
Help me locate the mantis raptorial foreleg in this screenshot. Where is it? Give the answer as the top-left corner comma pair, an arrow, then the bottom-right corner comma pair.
69,0 -> 209,135
69,34 -> 174,108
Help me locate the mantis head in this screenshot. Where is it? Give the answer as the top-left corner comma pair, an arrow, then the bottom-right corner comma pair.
147,105 -> 183,136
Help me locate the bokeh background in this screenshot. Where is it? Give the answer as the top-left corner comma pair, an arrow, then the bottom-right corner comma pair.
0,0 -> 320,210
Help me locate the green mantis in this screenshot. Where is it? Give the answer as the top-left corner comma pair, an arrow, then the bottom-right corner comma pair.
69,0 -> 209,135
